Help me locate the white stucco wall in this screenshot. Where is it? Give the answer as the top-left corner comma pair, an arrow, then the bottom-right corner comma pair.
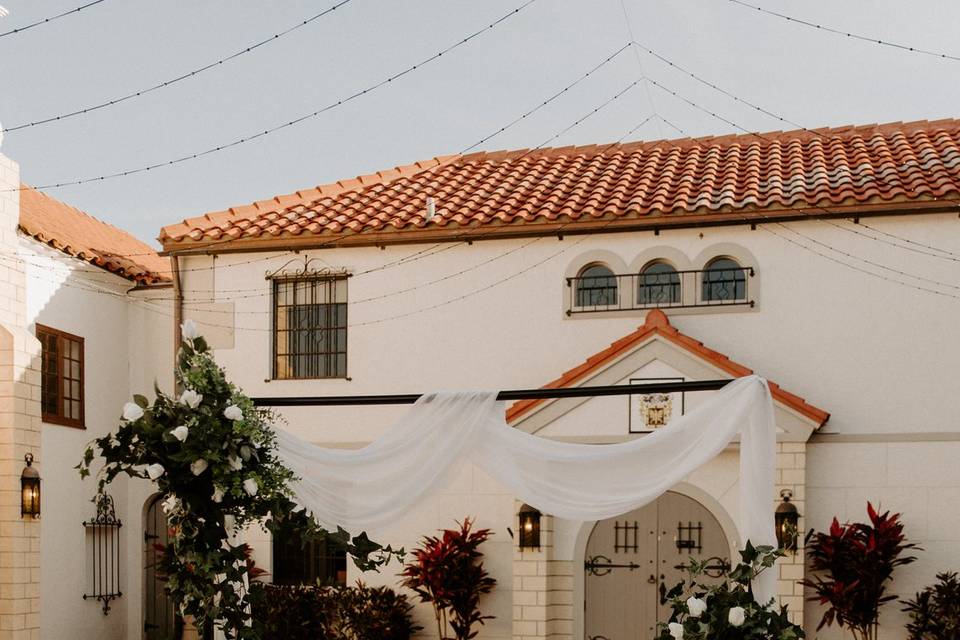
22,240 -> 172,640
176,211 -> 960,639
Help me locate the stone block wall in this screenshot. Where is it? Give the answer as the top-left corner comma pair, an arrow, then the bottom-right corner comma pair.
775,441 -> 806,626
0,154 -> 42,640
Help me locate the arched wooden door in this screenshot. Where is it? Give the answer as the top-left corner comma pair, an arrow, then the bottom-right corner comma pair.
143,495 -> 176,639
584,491 -> 731,640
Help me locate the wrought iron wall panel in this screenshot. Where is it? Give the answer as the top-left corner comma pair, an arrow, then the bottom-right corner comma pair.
82,494 -> 122,615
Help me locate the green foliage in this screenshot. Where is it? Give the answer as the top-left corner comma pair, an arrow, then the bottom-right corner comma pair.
76,327 -> 401,639
654,541 -> 804,640
902,572 -> 960,640
399,518 -> 497,640
802,502 -> 919,640
250,581 -> 421,640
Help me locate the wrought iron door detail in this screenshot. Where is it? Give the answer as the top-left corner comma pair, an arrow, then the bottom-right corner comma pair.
672,556 -> 731,578
614,520 -> 639,552
675,521 -> 702,552
585,555 -> 640,576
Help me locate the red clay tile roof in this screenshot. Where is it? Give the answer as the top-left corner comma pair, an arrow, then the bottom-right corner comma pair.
20,185 -> 171,285
505,309 -> 829,427
160,119 -> 960,253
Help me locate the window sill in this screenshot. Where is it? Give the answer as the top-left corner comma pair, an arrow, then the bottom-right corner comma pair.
42,415 -> 85,429
563,302 -> 757,321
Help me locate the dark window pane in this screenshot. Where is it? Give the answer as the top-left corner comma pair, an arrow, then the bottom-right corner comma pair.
37,327 -> 84,427
272,525 -> 347,587
274,278 -> 348,379
638,262 -> 681,306
575,265 -> 618,307
702,258 -> 746,302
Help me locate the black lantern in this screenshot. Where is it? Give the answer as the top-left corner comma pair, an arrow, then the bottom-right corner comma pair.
21,453 -> 40,518
518,504 -> 541,550
775,489 -> 799,552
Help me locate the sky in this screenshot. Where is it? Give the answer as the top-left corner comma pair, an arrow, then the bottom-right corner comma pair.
2,0 -> 960,245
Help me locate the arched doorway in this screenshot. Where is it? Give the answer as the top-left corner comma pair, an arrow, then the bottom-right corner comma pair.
584,491 -> 730,640
143,495 -> 176,639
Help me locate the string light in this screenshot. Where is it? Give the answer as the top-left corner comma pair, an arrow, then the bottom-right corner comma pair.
630,41 -> 960,259
726,0 -> 960,63
2,86 -> 662,324
0,0 -> 106,39
11,42 -> 646,292
3,0 -> 353,133
634,74 -> 960,299
5,0 -> 537,192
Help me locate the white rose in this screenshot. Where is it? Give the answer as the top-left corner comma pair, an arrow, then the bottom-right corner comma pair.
223,405 -> 243,421
668,622 -> 684,640
227,455 -> 243,471
242,478 -> 258,496
212,486 -> 225,503
161,494 -> 180,515
728,606 -> 746,627
686,596 -> 707,618
171,426 -> 189,442
146,463 -> 165,480
122,402 -> 144,421
190,459 -> 208,476
180,319 -> 200,341
179,389 -> 203,409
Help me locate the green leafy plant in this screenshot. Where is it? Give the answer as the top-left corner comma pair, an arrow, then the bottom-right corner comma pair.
77,323 -> 401,639
802,502 -> 919,640
655,541 -> 804,640
250,581 -> 421,640
399,518 -> 497,640
901,572 -> 960,640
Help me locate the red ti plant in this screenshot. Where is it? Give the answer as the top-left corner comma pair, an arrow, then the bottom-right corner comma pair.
802,502 -> 919,640
399,518 -> 497,640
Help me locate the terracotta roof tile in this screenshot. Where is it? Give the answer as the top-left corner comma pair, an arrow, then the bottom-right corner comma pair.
505,309 -> 829,427
19,185 -> 170,285
160,119 -> 960,252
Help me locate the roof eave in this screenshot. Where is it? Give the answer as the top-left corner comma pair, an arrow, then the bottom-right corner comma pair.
159,198 -> 959,256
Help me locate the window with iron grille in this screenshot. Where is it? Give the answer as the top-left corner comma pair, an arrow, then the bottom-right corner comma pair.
272,276 -> 348,379
272,526 -> 347,586
36,324 -> 84,428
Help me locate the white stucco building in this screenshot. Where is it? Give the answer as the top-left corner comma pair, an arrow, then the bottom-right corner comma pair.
1,118 -> 959,639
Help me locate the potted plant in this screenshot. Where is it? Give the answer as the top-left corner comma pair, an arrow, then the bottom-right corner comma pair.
656,541 -> 804,640
802,503 -> 918,640
399,518 -> 497,640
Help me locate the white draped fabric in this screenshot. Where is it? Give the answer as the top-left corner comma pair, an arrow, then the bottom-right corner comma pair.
275,375 -> 777,600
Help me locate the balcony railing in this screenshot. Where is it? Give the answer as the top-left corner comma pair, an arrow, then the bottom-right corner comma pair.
566,267 -> 754,315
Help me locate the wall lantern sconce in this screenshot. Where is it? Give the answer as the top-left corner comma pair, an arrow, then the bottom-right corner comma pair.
518,504 -> 541,550
775,489 -> 799,552
21,453 -> 40,519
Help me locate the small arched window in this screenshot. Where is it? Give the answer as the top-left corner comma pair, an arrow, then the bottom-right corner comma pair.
702,257 -> 747,302
575,264 -> 618,308
638,261 -> 681,307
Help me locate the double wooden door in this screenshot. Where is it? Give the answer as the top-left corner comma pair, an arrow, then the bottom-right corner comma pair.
584,492 -> 730,640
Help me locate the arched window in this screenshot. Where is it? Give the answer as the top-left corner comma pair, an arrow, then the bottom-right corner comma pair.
575,264 -> 618,308
272,522 -> 347,586
701,257 -> 746,302
638,261 -> 681,307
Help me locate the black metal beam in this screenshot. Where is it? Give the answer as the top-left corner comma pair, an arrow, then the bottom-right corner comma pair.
251,379 -> 733,407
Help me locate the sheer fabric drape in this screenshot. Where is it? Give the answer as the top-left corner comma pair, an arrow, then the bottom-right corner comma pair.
275,375 -> 777,600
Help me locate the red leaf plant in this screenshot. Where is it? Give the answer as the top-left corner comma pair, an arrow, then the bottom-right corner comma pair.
399,518 -> 497,640
802,502 -> 919,640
